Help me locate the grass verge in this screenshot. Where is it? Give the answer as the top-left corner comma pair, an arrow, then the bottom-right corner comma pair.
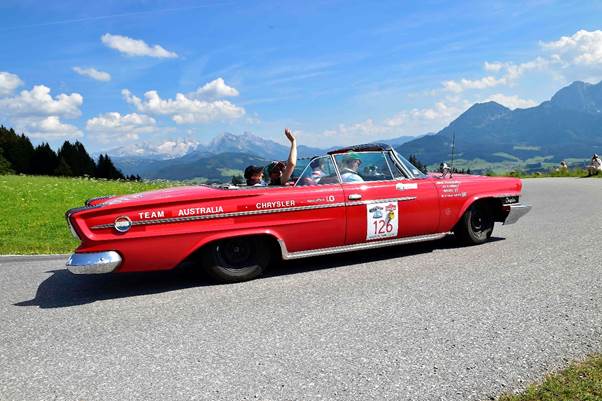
498,354 -> 602,400
488,169 -> 602,178
0,175 -> 172,254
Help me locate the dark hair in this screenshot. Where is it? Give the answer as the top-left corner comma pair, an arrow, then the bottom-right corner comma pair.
244,165 -> 263,179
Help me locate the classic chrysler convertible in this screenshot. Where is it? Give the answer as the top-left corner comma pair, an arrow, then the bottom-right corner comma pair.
65,144 -> 531,282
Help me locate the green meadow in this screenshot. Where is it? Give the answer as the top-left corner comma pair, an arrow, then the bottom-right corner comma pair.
0,175 -> 172,254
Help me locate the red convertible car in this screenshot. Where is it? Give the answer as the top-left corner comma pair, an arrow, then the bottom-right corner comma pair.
65,144 -> 531,282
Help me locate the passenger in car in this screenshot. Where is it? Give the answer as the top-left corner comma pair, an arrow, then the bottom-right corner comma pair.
310,158 -> 327,183
244,165 -> 265,186
340,152 -> 364,182
268,128 -> 297,185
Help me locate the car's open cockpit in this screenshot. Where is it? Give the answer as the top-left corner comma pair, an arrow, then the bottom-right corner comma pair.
291,143 -> 427,186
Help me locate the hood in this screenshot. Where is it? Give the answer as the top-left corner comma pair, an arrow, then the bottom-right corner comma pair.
97,185 -> 257,209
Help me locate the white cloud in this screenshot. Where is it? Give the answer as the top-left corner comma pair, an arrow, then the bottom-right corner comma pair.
0,71 -> 23,96
541,29 -> 602,65
101,33 -> 178,58
483,61 -> 505,72
386,101 -> 466,127
73,66 -> 111,82
122,88 -> 245,124
19,116 -> 83,139
444,57 -> 549,93
320,100 -> 467,144
155,138 -> 200,157
442,76 -> 505,93
485,94 -> 538,109
86,112 -> 157,142
193,77 -> 239,99
0,82 -> 84,141
0,85 -> 82,118
322,119 -> 390,140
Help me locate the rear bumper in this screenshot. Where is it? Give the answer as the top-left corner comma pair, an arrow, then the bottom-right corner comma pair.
503,203 -> 532,225
66,251 -> 122,274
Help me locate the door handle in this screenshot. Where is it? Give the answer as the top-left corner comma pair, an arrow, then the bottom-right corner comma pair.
348,194 -> 362,200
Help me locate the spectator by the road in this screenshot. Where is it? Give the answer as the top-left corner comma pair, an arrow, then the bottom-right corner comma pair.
587,154 -> 602,176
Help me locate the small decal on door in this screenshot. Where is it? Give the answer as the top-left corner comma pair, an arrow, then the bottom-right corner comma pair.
396,182 -> 418,191
366,201 -> 398,240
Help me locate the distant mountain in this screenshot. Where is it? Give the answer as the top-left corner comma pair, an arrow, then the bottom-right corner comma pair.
112,132 -> 333,179
397,80 -> 602,166
106,139 -> 200,160
550,80 -> 602,114
113,80 -> 602,179
149,152 -> 268,181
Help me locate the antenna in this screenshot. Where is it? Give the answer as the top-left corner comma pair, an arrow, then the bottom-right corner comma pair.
450,131 -> 456,178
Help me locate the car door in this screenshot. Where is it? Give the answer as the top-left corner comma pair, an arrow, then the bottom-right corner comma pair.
333,151 -> 440,245
263,155 -> 346,254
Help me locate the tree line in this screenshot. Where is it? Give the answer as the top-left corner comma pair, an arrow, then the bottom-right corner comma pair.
0,125 -> 140,180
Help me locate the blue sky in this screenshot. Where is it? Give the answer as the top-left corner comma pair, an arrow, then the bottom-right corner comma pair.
1,0 -> 602,156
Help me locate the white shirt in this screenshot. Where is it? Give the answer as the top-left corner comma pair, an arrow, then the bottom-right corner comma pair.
340,168 -> 364,182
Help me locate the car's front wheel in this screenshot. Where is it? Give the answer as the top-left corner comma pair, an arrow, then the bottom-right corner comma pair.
202,236 -> 271,282
454,202 -> 494,245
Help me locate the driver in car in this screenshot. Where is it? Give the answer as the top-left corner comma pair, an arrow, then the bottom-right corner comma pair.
340,152 -> 364,182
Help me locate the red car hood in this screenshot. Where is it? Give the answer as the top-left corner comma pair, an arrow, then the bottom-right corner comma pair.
98,185 -> 255,208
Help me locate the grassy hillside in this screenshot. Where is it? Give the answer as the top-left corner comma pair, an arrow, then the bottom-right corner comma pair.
0,175 -> 172,254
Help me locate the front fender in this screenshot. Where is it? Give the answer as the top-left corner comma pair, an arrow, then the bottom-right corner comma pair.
456,191 -> 521,220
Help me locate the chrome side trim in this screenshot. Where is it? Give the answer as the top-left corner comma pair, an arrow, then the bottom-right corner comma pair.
91,196 -> 420,231
503,203 -> 532,225
91,202 -> 348,230
347,196 -> 416,207
85,194 -> 115,206
278,232 -> 450,260
66,216 -> 80,240
66,251 -> 122,274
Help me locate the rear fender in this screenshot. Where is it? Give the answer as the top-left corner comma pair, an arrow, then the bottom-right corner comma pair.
179,228 -> 285,265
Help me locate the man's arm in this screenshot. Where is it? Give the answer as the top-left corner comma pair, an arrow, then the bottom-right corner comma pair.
280,128 -> 297,184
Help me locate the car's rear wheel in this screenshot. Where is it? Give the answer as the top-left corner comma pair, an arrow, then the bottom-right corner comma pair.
202,236 -> 271,282
454,202 -> 494,245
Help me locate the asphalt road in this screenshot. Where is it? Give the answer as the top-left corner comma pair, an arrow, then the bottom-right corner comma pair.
1,178 -> 601,401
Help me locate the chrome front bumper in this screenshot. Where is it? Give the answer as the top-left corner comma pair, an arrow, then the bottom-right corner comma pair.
503,203 -> 532,225
66,251 -> 122,274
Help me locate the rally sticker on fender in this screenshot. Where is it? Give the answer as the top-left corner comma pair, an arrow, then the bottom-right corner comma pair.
366,201 -> 398,240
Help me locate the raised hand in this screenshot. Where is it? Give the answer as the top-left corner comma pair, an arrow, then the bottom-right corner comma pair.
284,128 -> 296,143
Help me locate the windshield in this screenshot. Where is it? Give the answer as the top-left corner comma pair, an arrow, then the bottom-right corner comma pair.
290,158 -> 311,182
393,150 -> 428,178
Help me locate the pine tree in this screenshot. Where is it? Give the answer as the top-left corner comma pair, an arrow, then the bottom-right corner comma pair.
54,157 -> 73,176
95,154 -> 125,180
0,148 -> 14,175
0,127 -> 34,174
57,140 -> 96,177
231,175 -> 244,185
31,143 -> 59,175
408,154 -> 428,174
